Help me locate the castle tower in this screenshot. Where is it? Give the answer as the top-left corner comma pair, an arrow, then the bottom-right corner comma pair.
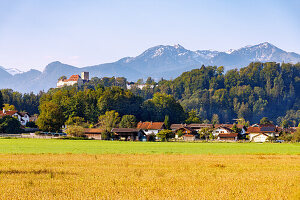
81,72 -> 89,81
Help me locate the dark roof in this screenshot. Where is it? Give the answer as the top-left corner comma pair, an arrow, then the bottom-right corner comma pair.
170,124 -> 185,129
247,125 -> 277,133
20,112 -> 31,117
215,124 -> 245,129
260,126 -> 276,132
137,122 -> 165,130
111,128 -> 141,133
187,124 -> 213,129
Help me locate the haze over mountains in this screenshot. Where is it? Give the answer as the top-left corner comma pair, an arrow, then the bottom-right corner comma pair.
1,42 -> 300,93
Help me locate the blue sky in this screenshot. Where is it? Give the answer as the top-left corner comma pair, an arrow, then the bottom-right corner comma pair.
0,0 -> 299,71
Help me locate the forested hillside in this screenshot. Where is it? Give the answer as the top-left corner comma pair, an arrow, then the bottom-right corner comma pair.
0,62 -> 299,126
134,62 -> 299,125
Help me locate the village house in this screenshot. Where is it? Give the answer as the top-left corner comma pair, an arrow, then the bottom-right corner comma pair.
212,125 -> 239,141
111,128 -> 145,141
187,124 -> 213,132
214,124 -> 246,135
136,121 -> 166,135
174,126 -> 197,139
126,83 -> 155,90
0,109 -> 30,126
247,124 -> 278,142
175,127 -> 197,135
57,72 -> 89,88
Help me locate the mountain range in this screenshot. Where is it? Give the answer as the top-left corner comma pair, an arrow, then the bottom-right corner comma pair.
1,42 -> 300,93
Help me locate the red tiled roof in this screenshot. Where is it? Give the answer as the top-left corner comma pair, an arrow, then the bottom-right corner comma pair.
0,110 -> 19,117
137,122 -> 165,130
247,127 -> 261,133
218,133 -> 238,138
61,75 -> 81,82
67,75 -> 80,82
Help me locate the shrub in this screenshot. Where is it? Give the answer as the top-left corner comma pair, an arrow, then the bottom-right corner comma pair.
26,121 -> 38,128
156,130 -> 174,142
147,133 -> 156,142
65,126 -> 85,137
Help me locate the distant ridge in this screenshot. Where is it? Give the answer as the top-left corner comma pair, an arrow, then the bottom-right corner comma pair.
1,42 -> 300,93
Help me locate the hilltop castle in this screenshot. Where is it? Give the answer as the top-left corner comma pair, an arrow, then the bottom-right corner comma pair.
56,72 -> 89,88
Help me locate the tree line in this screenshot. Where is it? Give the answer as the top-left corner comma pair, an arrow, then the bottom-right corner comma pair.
36,86 -> 185,132
0,62 -> 299,130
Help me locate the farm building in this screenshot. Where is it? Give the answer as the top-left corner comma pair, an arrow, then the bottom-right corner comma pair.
84,128 -> 103,140
183,134 -> 196,141
217,133 -> 238,141
111,128 -> 145,141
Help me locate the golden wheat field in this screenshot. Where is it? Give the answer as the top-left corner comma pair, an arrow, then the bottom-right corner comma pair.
0,154 -> 299,200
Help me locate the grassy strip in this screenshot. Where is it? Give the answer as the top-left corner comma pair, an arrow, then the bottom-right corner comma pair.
0,138 -> 299,154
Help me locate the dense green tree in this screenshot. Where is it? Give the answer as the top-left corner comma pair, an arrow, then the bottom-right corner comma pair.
211,114 -> 220,125
0,91 -> 3,109
37,101 -> 64,132
260,117 -> 273,125
65,116 -> 85,126
142,93 -> 185,124
1,89 -> 42,115
98,110 -> 120,133
119,115 -> 137,128
97,87 -> 143,117
156,130 -> 174,142
164,115 -> 170,129
58,76 -> 67,81
0,116 -> 22,134
281,120 -> 289,128
185,109 -> 201,124
3,104 -> 16,111
292,128 -> 300,142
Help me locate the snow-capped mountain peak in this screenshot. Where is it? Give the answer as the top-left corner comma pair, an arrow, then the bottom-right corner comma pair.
225,49 -> 235,54
0,67 -> 24,75
1,42 -> 300,93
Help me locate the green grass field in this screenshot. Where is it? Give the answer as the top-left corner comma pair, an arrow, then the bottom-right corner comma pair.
0,138 -> 299,154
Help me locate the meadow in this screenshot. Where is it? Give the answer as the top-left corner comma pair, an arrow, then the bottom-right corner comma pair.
0,139 -> 299,199
0,138 -> 299,154
0,154 -> 299,199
